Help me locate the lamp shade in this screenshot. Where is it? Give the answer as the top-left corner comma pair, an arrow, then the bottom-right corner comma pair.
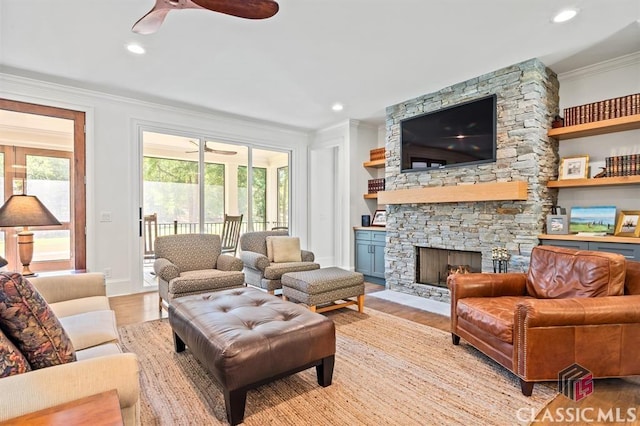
0,195 -> 61,227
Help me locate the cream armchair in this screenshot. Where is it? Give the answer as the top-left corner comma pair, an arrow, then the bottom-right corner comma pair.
154,233 -> 245,310
0,273 -> 140,425
239,230 -> 319,293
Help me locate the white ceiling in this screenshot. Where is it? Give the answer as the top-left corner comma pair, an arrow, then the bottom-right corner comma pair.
1,0 -> 639,131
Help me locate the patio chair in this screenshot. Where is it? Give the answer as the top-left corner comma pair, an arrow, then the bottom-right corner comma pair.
144,213 -> 158,260
220,214 -> 243,256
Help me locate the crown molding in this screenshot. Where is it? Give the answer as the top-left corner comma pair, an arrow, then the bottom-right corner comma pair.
558,51 -> 640,82
0,70 -> 311,137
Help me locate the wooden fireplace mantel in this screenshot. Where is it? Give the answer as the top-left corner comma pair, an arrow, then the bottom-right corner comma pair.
377,181 -> 528,205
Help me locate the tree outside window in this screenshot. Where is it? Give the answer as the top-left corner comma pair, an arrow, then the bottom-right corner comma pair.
277,166 -> 289,228
238,166 -> 266,229
143,157 -> 224,230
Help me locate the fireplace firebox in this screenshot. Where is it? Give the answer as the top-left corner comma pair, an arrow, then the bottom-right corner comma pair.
415,247 -> 482,288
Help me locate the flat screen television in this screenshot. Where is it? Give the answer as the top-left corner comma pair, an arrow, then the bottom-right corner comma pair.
400,94 -> 497,172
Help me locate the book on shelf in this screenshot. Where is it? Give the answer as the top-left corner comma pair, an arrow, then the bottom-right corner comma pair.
367,178 -> 385,194
563,93 -> 639,126
369,148 -> 385,161
605,154 -> 640,177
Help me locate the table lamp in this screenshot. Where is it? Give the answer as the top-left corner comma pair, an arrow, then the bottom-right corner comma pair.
0,194 -> 61,276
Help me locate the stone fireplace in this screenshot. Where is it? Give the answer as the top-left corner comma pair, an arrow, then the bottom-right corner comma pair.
383,59 -> 559,303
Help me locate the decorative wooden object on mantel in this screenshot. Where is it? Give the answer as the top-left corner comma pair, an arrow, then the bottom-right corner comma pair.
377,181 -> 528,205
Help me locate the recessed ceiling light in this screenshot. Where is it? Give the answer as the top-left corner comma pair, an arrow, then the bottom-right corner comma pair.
332,103 -> 344,112
552,9 -> 578,23
126,43 -> 146,54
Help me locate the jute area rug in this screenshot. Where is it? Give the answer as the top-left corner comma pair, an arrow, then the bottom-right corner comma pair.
119,307 -> 556,425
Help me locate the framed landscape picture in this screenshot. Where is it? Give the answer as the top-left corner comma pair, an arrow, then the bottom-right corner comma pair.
569,206 -> 617,234
614,211 -> 640,237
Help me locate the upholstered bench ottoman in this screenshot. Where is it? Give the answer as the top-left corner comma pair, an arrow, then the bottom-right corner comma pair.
168,287 -> 336,426
282,267 -> 365,313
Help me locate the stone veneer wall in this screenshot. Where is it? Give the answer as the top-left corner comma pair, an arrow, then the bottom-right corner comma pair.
384,59 -> 559,302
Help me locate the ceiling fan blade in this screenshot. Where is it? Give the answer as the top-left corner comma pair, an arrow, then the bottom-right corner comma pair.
209,149 -> 237,155
186,141 -> 237,155
132,7 -> 171,34
132,0 -> 204,34
191,0 -> 279,19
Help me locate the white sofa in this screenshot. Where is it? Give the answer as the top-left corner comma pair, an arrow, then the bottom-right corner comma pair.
0,273 -> 140,425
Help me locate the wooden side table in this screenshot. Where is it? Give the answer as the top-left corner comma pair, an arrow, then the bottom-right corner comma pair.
0,389 -> 123,426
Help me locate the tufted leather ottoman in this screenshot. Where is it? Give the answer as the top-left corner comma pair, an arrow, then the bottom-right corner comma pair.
168,287 -> 336,425
282,267 -> 365,313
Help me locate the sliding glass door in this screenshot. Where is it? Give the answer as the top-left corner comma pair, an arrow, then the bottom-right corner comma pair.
140,130 -> 290,287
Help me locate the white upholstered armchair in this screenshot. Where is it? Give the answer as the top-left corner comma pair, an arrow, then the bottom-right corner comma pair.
239,230 -> 319,294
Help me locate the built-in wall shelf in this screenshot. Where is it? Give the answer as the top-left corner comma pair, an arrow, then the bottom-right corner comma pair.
363,193 -> 378,199
363,159 -> 385,168
547,114 -> 640,140
377,181 -> 528,204
539,234 -> 640,245
547,175 -> 640,188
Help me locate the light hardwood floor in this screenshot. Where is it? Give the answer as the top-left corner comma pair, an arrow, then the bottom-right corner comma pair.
109,283 -> 450,330
109,284 -> 639,424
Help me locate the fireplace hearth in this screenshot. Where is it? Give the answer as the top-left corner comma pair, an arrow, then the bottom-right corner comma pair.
416,247 -> 482,288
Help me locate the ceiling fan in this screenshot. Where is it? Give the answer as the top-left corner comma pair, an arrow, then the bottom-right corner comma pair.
132,0 -> 279,35
186,140 -> 237,155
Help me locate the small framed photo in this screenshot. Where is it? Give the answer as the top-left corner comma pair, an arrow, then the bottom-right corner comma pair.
614,211 -> 640,237
546,215 -> 569,235
371,209 -> 387,227
559,155 -> 589,180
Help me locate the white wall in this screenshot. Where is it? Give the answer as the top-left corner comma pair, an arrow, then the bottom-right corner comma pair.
556,52 -> 640,212
309,120 -> 378,270
308,146 -> 338,265
0,72 -> 312,296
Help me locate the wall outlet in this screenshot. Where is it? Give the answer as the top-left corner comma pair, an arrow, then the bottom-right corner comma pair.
99,211 -> 112,222
103,267 -> 112,278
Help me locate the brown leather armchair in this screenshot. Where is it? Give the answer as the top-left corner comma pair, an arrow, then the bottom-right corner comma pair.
448,245 -> 640,396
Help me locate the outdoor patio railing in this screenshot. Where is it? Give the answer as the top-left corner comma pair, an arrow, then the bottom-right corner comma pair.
156,221 -> 288,237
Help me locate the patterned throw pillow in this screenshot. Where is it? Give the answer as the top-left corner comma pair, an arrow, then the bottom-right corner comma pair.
0,327 -> 31,377
0,272 -> 76,369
